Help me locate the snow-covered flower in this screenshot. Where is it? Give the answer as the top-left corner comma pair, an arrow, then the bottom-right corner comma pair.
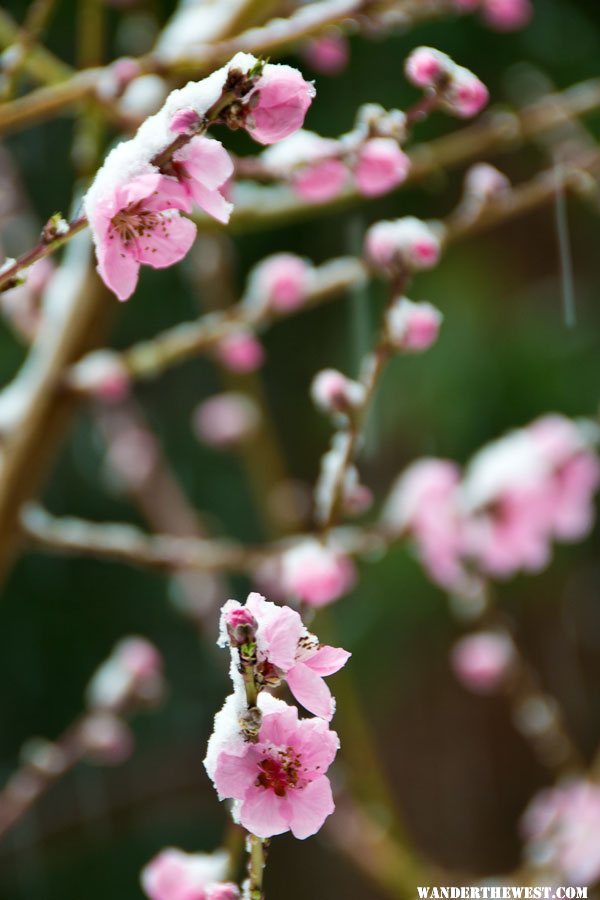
404,47 -> 488,119
248,252 -> 312,312
451,631 -> 515,694
262,131 -> 348,203
521,780 -> 600,884
404,47 -> 454,89
88,173 -> 196,301
385,297 -> 442,352
141,848 -> 239,900
209,694 -> 338,839
86,637 -> 164,711
220,592 -> 350,720
365,217 -> 442,274
311,369 -> 366,416
171,136 -> 233,224
354,138 -> 411,198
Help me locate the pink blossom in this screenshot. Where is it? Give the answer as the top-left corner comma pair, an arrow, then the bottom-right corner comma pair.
385,297 -> 442,351
384,459 -> 465,589
172,136 -> 234,224
354,138 -> 411,198
170,107 -> 201,135
141,848 -> 239,900
86,637 -> 164,711
215,332 -> 265,374
445,67 -> 489,118
80,712 -> 134,765
365,217 -> 441,274
302,32 -> 350,76
279,539 -> 356,607
212,695 -> 339,839
245,66 -> 316,145
311,369 -> 366,415
67,350 -> 131,403
482,0 -> 533,31
292,158 -> 349,203
251,253 -> 311,312
89,173 -> 196,301
193,393 -> 260,448
221,592 -> 350,720
404,47 -> 452,89
451,631 -> 515,694
521,781 -> 600,884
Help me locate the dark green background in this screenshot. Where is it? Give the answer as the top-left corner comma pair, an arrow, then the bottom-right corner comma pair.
0,0 -> 599,897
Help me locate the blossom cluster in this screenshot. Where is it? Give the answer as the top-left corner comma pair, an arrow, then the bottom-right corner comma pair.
85,53 -> 315,300
384,414 -> 600,588
203,592 -> 350,840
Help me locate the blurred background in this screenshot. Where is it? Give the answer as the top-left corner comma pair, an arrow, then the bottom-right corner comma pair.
0,0 -> 600,897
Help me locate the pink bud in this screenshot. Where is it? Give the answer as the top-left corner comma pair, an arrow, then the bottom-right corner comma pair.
482,0 -> 533,31
292,158 -> 349,203
252,253 -> 311,312
446,67 -> 489,118
245,65 -> 316,145
216,332 -> 265,374
365,217 -> 441,273
354,138 -> 411,198
193,393 -> 260,448
86,637 -> 164,711
311,368 -> 366,415
404,47 -> 452,89
451,631 -> 515,694
302,31 -> 350,76
169,106 -> 200,134
386,297 -> 442,351
280,539 -> 356,607
67,351 -> 130,403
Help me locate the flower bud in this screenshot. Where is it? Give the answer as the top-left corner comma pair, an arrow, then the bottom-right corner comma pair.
302,31 -> 350,76
244,65 -> 316,145
193,393 -> 260,448
250,253 -> 311,312
365,217 -> 442,274
169,106 -> 201,134
451,631 -> 515,694
225,607 -> 258,646
483,0 -> 533,31
86,637 -> 164,712
311,368 -> 366,416
404,47 -> 453,89
385,297 -> 442,352
354,138 -> 411,198
66,350 -> 130,403
215,331 -> 265,374
444,66 -> 489,118
80,712 -> 134,765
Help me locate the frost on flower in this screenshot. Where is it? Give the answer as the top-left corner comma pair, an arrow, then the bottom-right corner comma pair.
521,780 -> 600,884
141,847 -> 239,900
365,217 -> 442,275
208,693 -> 339,840
220,592 -> 350,720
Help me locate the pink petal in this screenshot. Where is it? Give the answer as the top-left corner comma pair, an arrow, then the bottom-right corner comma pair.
115,173 -> 164,209
287,662 -> 334,720
97,234 -> 140,301
213,750 -> 258,801
261,605 -> 303,671
291,717 -> 339,773
175,136 -> 234,190
258,705 -> 299,746
239,786 -> 290,838
288,776 -> 334,839
304,645 -> 351,676
188,181 -> 233,225
134,213 -> 196,268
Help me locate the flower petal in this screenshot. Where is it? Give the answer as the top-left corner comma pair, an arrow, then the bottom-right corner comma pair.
134,212 -> 196,269
304,645 -> 351,676
97,233 -> 140,301
175,136 -> 234,190
288,776 -> 334,839
239,787 -> 290,839
287,662 -> 334,720
213,750 -> 258,801
189,181 -> 233,225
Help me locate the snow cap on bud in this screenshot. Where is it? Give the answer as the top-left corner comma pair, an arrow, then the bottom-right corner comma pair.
169,106 -> 200,134
193,392 -> 260,448
451,631 -> 515,694
80,712 -> 134,766
86,637 -> 164,712
215,331 -> 264,374
66,350 -> 131,403
354,138 -> 411,198
385,297 -> 442,352
464,162 -> 510,200
405,47 -> 453,89
483,0 -> 533,32
250,252 -> 312,312
311,368 -> 366,416
225,606 -> 258,646
244,65 -> 316,145
444,66 -> 489,118
365,216 -> 442,274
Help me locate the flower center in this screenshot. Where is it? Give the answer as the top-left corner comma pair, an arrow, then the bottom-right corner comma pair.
110,202 -> 167,247
256,748 -> 302,797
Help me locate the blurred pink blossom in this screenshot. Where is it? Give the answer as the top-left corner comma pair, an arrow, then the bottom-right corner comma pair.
141,848 -> 239,900
385,297 -> 443,352
251,253 -> 311,312
302,32 -> 350,76
215,331 -> 264,373
279,539 -> 356,607
482,0 -> 533,31
354,138 -> 411,197
193,393 -> 260,448
451,631 -> 515,694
